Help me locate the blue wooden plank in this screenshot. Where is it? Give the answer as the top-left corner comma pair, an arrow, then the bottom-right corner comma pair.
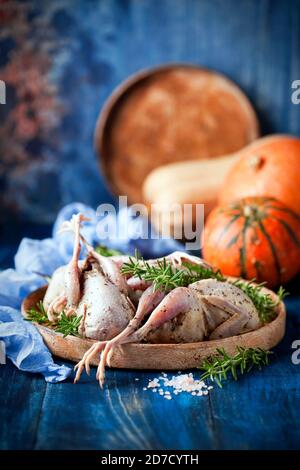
1,293 -> 300,450
33,368 -> 214,450
0,361 -> 46,449
1,327 -> 300,450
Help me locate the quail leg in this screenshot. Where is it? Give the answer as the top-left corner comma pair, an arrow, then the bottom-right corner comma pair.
96,287 -> 198,387
74,286 -> 165,385
124,287 -> 196,342
47,294 -> 67,322
45,213 -> 86,321
96,287 -> 166,386
60,213 -> 86,309
74,341 -> 106,382
79,233 -> 129,294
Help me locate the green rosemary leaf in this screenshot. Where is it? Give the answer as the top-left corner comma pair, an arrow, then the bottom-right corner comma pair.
199,347 -> 272,387
231,364 -> 238,380
121,254 -> 287,320
95,245 -> 124,257
120,254 -> 225,291
182,262 -> 226,283
232,279 -> 288,323
215,375 -> 222,388
26,301 -> 51,326
54,313 -> 82,338
26,302 -> 82,338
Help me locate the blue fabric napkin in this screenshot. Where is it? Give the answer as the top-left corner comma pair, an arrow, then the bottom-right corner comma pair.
0,202 -> 183,382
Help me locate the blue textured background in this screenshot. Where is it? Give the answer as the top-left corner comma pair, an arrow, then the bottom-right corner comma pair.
1,0 -> 300,226
1,0 -> 300,450
1,0 -> 300,266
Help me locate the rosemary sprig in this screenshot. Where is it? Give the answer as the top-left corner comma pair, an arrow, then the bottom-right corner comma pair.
121,257 -> 185,290
54,312 -> 82,337
121,254 -> 287,321
95,245 -> 123,257
183,262 -> 225,283
26,301 -> 51,326
232,279 -> 288,323
26,302 -> 82,338
121,254 -> 224,291
199,347 -> 272,387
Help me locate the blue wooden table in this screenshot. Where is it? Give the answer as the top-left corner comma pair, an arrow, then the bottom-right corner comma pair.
1,0 -> 300,450
1,226 -> 300,450
1,290 -> 300,450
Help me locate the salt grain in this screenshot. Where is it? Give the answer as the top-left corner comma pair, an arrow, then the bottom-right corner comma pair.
144,372 -> 213,400
148,378 -> 159,388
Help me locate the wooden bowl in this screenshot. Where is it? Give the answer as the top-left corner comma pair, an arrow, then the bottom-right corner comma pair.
94,64 -> 259,204
21,284 -> 286,370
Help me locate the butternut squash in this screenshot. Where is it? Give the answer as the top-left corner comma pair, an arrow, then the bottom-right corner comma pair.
142,154 -> 237,234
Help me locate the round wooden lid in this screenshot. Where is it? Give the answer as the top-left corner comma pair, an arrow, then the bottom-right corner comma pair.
95,65 -> 259,203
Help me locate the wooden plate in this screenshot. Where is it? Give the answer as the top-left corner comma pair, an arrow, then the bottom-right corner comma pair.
94,64 -> 259,204
21,284 -> 286,370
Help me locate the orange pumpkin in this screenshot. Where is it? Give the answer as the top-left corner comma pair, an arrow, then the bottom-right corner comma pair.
219,135 -> 300,215
203,196 -> 300,287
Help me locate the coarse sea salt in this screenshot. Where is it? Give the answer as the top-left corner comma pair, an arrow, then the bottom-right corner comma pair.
144,372 -> 213,399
